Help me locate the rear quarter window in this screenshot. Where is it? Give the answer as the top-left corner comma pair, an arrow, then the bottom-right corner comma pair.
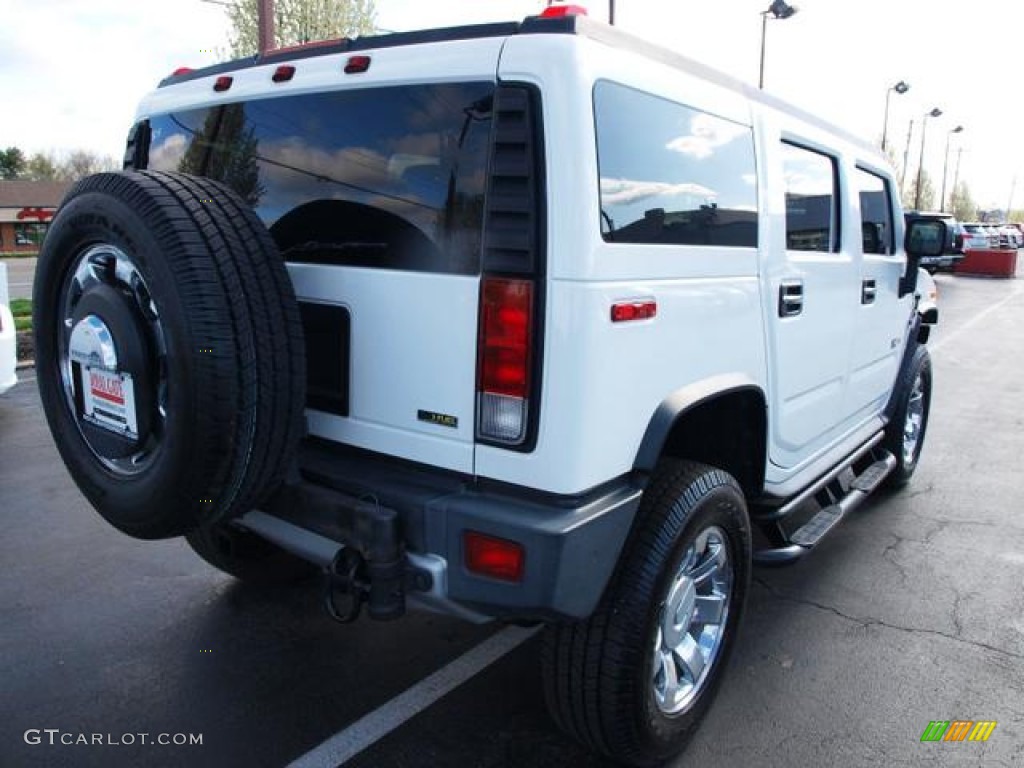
593,81 -> 758,248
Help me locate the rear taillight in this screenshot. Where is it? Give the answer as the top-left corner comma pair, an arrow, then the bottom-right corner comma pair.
477,278 -> 533,444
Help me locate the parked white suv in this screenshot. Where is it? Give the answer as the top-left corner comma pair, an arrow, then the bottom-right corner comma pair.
33,6 -> 945,764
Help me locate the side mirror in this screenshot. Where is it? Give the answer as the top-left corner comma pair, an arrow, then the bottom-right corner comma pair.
901,219 -> 947,296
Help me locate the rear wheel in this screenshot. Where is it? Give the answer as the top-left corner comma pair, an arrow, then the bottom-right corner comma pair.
542,460 -> 751,766
34,171 -> 305,539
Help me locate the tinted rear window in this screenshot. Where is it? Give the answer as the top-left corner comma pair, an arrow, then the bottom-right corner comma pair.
593,81 -> 758,248
145,82 -> 495,274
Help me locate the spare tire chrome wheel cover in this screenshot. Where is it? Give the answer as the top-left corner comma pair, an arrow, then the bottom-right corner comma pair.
651,525 -> 733,715
58,243 -> 168,476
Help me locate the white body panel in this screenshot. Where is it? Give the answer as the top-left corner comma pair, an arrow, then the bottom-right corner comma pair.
0,264 -> 17,395
288,264 -> 478,474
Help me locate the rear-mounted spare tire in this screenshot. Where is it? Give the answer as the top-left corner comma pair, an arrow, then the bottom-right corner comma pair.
34,171 -> 306,540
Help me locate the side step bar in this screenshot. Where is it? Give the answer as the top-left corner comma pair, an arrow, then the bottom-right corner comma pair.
754,447 -> 897,566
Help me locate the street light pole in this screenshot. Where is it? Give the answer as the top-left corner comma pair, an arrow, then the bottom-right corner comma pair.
939,125 -> 963,213
900,118 -> 914,193
914,107 -> 942,211
609,0 -> 615,24
881,80 -> 909,153
758,0 -> 798,90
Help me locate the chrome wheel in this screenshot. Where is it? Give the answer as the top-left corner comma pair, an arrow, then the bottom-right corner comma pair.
651,525 -> 733,715
58,243 -> 167,476
902,371 -> 925,466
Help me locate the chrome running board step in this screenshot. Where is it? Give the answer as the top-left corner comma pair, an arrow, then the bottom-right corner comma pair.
754,448 -> 897,566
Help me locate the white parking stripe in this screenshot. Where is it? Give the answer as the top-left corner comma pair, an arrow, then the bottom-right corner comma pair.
286,625 -> 540,768
930,284 -> 1022,354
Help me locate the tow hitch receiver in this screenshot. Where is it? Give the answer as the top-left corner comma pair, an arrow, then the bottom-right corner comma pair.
238,487 -> 433,623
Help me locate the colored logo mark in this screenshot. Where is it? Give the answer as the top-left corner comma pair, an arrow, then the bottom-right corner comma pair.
920,720 -> 997,742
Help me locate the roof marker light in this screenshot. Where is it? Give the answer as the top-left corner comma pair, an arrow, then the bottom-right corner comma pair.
272,65 -> 296,83
540,3 -> 589,18
344,55 -> 371,74
213,76 -> 233,92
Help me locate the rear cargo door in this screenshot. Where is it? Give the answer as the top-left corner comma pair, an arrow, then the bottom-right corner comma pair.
144,40 -> 505,473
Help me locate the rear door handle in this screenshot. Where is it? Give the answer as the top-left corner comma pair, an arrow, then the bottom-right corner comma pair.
861,278 -> 877,304
779,279 -> 803,317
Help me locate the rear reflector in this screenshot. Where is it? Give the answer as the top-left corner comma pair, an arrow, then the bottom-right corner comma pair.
611,299 -> 657,322
540,3 -> 589,17
464,531 -> 525,582
478,278 -> 533,444
213,76 -> 233,92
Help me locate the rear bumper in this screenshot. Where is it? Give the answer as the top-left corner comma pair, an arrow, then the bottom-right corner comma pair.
254,439 -> 641,621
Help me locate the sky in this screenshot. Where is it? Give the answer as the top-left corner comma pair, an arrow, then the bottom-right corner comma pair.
1,0 -> 1022,210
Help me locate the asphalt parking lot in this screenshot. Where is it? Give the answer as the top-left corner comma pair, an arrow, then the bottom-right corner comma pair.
2,264 -> 1022,768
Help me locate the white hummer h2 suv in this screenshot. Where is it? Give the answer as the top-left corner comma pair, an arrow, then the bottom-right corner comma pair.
34,5 -> 945,765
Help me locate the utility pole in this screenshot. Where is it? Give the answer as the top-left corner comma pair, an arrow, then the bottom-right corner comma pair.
609,0 -> 615,24
1008,176 -> 1017,223
258,0 -> 275,54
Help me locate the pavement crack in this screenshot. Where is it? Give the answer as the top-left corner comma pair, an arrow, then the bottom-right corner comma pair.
753,577 -> 1024,663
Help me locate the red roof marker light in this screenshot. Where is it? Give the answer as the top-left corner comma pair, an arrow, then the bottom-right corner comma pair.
540,3 -> 589,18
272,65 -> 296,83
344,55 -> 371,74
171,67 -> 194,77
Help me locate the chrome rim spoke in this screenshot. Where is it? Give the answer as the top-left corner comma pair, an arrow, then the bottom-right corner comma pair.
651,525 -> 733,715
902,373 -> 925,464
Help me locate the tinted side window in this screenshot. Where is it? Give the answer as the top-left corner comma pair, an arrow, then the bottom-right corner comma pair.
855,167 -> 893,255
146,83 -> 495,275
782,142 -> 838,252
594,81 -> 758,248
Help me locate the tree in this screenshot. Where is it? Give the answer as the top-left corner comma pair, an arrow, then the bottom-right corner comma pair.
949,181 -> 977,222
225,0 -> 377,59
26,151 -> 59,181
179,105 -> 264,206
58,150 -> 117,183
903,168 -> 936,212
0,146 -> 26,179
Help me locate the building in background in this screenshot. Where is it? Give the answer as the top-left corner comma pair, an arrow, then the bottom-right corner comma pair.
0,181 -> 70,253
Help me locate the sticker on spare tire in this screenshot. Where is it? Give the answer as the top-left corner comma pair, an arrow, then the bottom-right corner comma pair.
82,367 -> 138,439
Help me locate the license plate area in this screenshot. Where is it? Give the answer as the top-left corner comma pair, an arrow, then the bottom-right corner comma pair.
81,366 -> 139,439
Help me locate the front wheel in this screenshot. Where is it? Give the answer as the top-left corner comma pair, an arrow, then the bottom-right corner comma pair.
883,344 -> 932,488
542,460 -> 751,766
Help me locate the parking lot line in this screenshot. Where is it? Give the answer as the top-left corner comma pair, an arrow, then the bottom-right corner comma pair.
930,284 -> 1021,354
286,625 -> 540,768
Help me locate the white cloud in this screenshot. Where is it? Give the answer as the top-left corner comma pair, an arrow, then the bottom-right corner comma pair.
601,177 -> 717,206
666,114 -> 747,159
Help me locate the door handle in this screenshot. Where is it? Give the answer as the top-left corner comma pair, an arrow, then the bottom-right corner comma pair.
779,279 -> 803,317
861,278 -> 877,305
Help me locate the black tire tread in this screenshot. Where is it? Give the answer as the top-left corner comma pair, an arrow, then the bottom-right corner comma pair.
34,170 -> 304,539
542,460 -> 749,767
